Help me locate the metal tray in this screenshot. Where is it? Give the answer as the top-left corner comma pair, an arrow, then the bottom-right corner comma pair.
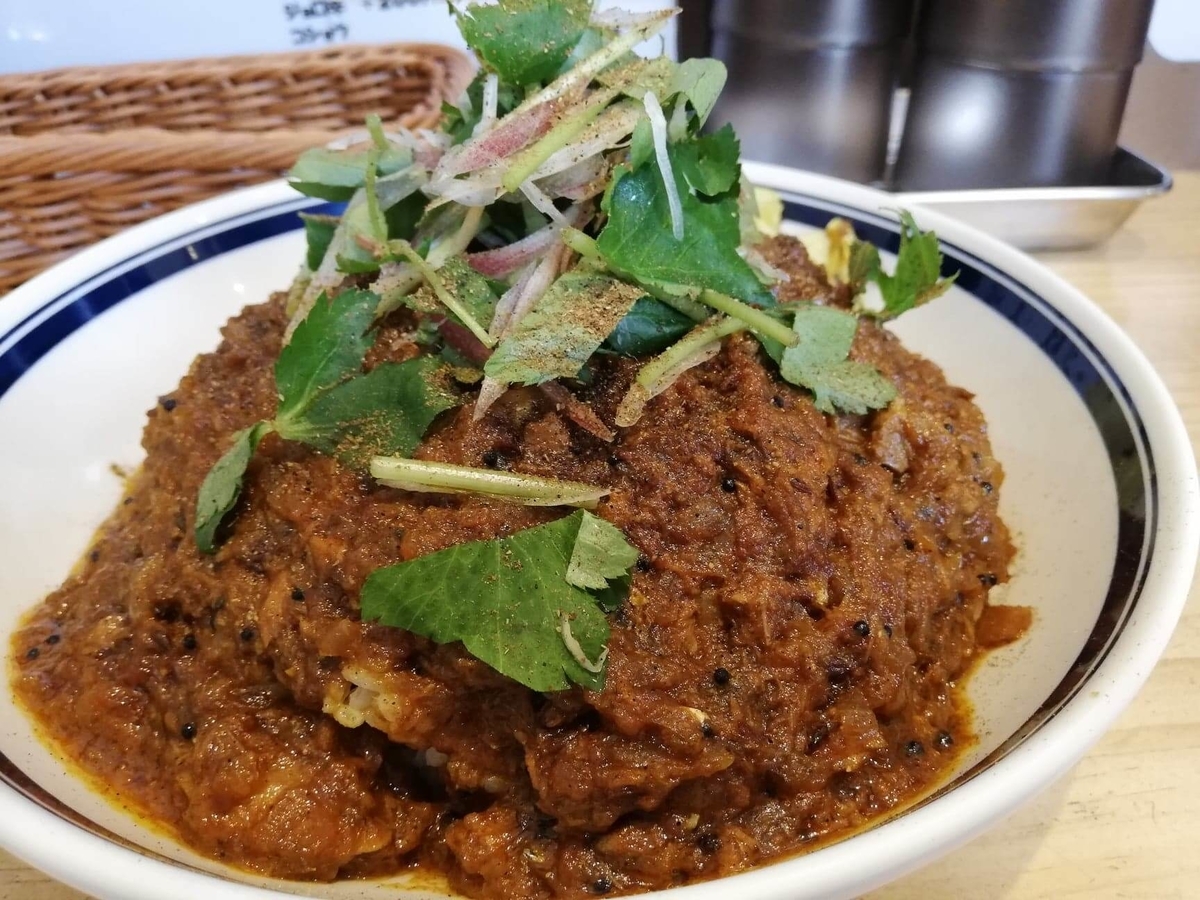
889,147 -> 1172,252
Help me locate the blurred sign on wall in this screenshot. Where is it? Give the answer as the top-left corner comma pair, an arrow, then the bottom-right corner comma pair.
0,0 -> 678,73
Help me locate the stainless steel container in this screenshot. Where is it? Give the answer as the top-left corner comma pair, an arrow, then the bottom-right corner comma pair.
894,148 -> 1172,251
895,0 -> 1156,191
709,0 -> 913,183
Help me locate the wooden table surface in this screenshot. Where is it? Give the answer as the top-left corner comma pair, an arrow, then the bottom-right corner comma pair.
2,176 -> 1198,900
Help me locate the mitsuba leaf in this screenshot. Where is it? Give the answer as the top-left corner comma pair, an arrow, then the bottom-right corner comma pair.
856,212 -> 958,320
596,143 -> 775,307
792,360 -> 897,416
457,0 -> 594,87
300,213 -> 339,271
848,240 -> 880,289
194,421 -> 272,554
778,304 -> 896,415
629,117 -> 654,170
329,192 -> 388,275
669,58 -> 727,128
289,357 -> 460,468
274,288 -> 380,422
604,296 -> 695,356
485,270 -> 643,385
360,510 -> 637,692
287,145 -> 412,201
567,513 -> 640,589
385,191 -> 427,242
672,124 -> 740,197
439,257 -> 499,334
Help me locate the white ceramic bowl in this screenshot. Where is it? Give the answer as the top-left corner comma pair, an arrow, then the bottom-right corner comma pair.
0,164 -> 1195,900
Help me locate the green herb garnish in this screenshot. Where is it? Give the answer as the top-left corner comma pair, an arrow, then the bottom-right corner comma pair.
673,124 -> 740,197
456,0 -> 594,89
667,58 -> 728,129
596,140 -> 773,309
193,288 -> 461,552
300,213 -> 339,271
485,269 -> 643,385
603,296 -> 695,356
194,421 -> 272,554
360,509 -> 636,691
195,0 -> 963,693
777,305 -> 897,415
286,144 -> 412,202
370,457 -> 609,508
286,357 -> 459,469
851,211 -> 958,320
275,288 -> 380,422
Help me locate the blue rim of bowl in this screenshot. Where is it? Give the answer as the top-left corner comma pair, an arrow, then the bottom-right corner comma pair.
0,193 -> 1155,866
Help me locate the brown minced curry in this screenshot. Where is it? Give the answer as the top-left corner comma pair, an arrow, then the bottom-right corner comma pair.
12,237 -> 1023,898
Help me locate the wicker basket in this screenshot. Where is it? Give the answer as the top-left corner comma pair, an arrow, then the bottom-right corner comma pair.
0,43 -> 474,294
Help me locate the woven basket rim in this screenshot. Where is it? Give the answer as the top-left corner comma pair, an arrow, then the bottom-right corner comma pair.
0,41 -> 475,295
1,41 -> 473,83
0,43 -> 475,177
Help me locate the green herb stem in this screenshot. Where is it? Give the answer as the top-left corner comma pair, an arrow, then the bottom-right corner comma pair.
502,90 -> 615,193
370,457 -> 608,508
427,206 -> 485,268
561,227 -> 601,260
636,315 -> 744,393
363,148 -> 389,242
365,114 -> 389,152
697,289 -> 795,346
645,287 -> 708,322
614,315 -> 744,427
391,240 -> 496,348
